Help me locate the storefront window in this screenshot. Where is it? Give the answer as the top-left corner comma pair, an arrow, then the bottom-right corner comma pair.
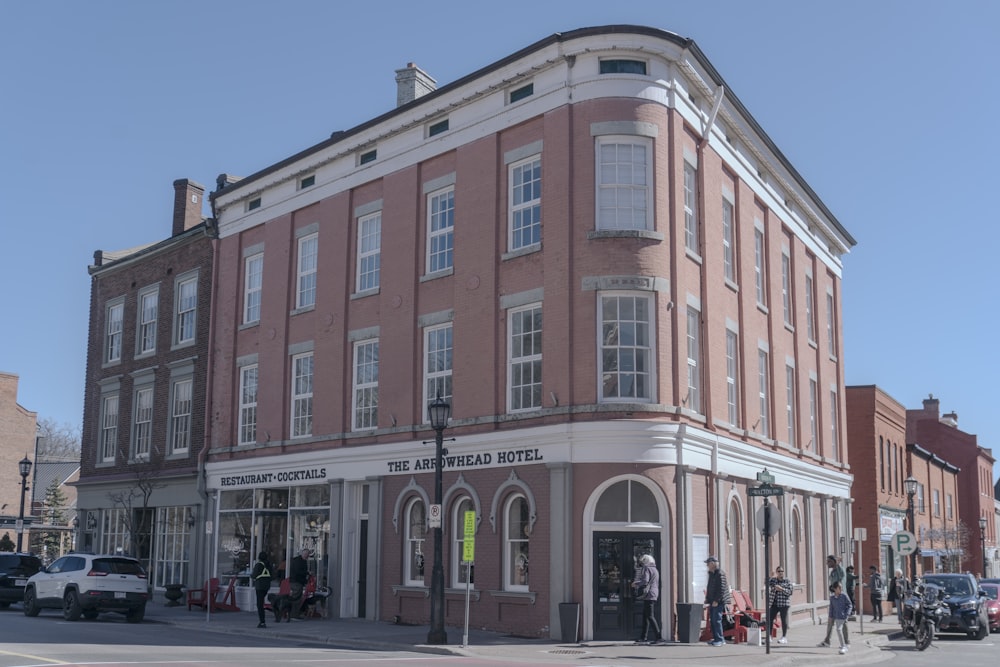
504,494 -> 530,591
154,506 -> 192,587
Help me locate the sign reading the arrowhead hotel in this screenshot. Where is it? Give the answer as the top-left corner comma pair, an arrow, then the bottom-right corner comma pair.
386,447 -> 544,473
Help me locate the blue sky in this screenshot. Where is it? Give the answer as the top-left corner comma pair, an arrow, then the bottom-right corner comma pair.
2,1 -> 996,481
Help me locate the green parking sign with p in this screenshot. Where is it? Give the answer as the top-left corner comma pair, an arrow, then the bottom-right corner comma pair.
891,530 -> 917,555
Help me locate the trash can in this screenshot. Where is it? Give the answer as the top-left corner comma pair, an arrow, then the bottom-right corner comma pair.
558,602 -> 580,643
676,603 -> 703,643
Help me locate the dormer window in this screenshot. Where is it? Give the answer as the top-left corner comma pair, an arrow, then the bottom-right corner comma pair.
247,197 -> 261,211
599,59 -> 647,75
359,149 -> 377,165
428,118 -> 449,137
508,83 -> 534,104
299,174 -> 315,189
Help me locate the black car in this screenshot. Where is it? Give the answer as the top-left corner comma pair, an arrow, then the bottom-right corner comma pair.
0,553 -> 42,608
920,573 -> 990,639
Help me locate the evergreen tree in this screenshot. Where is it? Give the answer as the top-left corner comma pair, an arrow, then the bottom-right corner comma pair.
33,479 -> 69,563
0,532 -> 15,552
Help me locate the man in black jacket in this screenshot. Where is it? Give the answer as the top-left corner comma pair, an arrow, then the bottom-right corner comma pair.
289,548 -> 311,618
704,556 -> 731,646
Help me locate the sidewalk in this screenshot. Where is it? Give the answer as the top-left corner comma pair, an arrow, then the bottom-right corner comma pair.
145,601 -> 898,665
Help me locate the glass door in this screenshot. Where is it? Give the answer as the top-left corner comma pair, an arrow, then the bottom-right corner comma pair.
593,532 -> 661,640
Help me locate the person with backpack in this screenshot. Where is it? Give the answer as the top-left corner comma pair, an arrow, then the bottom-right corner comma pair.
251,551 -> 273,628
865,565 -> 884,622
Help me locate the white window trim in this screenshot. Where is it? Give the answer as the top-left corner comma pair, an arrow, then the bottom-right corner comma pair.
423,324 -> 453,420
507,304 -> 542,413
244,253 -> 264,325
757,348 -> 770,438
238,364 -> 258,446
404,497 -> 426,586
805,273 -> 816,342
686,307 -> 701,413
597,292 -> 656,403
105,299 -> 124,364
426,186 -> 455,275
100,393 -> 119,463
173,272 -> 198,347
595,135 -> 653,232
356,211 -> 382,293
725,329 -> 739,426
352,339 -> 379,431
136,286 -> 159,356
132,386 -> 153,461
296,233 -> 318,310
290,352 -> 314,438
785,365 -> 797,448
168,378 -> 193,456
503,493 -> 530,592
683,161 -> 699,252
754,226 -> 767,307
722,198 -> 735,282
781,253 -> 792,326
508,155 -> 542,252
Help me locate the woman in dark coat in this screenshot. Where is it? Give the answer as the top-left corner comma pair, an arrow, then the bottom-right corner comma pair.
631,554 -> 661,643
251,551 -> 273,628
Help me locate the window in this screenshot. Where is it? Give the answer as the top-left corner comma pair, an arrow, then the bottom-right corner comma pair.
132,387 -> 153,460
946,493 -> 953,519
427,187 -> 454,274
809,378 -> 818,451
359,149 -> 377,165
404,498 -> 426,585
599,294 -> 653,401
805,273 -> 815,342
299,174 -> 315,189
725,329 -> 739,425
169,379 -> 192,455
829,389 -> 839,460
175,275 -> 197,345
509,156 -> 541,250
248,197 -> 261,211
754,227 -> 767,306
597,137 -> 650,231
757,349 -> 770,437
137,288 -> 158,355
154,506 -> 192,588
101,508 -> 130,556
353,339 -> 379,430
776,256 -> 789,328
683,162 -> 698,252
785,365 -> 797,447
100,394 -> 118,463
428,118 -> 449,137
291,353 -> 314,438
451,496 -> 475,588
933,489 -> 941,516
509,82 -> 533,103
686,308 -> 701,413
504,494 -> 530,591
244,253 -> 263,324
238,364 -> 258,445
917,483 -> 925,514
424,324 -> 453,410
296,233 -> 318,309
722,199 -> 735,281
357,212 -> 381,292
106,301 -> 123,363
826,291 -> 836,357
599,59 -> 647,75
509,305 -> 542,412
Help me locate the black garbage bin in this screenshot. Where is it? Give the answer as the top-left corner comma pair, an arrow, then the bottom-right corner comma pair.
558,602 -> 580,643
676,603 -> 703,643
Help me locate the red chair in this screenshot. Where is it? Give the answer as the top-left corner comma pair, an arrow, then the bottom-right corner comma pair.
187,578 -> 219,611
699,596 -> 748,644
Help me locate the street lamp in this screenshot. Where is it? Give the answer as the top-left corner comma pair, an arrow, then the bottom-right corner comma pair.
16,455 -> 33,552
903,476 -> 918,581
979,516 -> 988,578
426,396 -> 451,645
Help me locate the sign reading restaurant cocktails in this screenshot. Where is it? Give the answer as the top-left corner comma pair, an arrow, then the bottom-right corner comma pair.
219,466 -> 328,488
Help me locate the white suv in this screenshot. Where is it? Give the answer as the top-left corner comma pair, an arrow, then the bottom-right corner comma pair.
24,553 -> 148,622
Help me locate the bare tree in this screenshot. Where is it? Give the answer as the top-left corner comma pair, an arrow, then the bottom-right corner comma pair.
35,418 -> 82,461
106,468 -> 165,568
924,523 -> 970,573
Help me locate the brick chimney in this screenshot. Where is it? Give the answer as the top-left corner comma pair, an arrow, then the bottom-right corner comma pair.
172,179 -> 205,236
395,62 -> 436,107
922,394 -> 940,418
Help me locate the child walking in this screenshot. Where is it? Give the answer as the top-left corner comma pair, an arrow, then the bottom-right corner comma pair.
828,581 -> 853,655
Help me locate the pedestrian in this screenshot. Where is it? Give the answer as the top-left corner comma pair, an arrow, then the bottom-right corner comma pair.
828,581 -> 853,655
251,551 -> 273,629
886,568 -> 908,623
703,556 -> 732,647
631,554 -> 662,644
818,554 -> 848,647
864,565 -> 884,622
289,547 -> 311,618
845,565 -> 858,611
767,566 -> 792,644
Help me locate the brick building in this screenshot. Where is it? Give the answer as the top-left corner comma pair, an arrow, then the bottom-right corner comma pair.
75,179 -> 214,590
203,26 -> 856,640
0,372 -> 38,549
907,395 -> 995,577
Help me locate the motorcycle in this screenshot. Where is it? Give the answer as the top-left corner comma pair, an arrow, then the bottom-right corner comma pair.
901,580 -> 949,651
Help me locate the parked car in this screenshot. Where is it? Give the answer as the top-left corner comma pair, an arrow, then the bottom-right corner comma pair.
920,573 -> 990,639
23,553 -> 148,622
980,582 -> 1000,633
0,553 -> 42,608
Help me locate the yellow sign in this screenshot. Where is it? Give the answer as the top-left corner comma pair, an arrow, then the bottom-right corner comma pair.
463,510 -> 476,562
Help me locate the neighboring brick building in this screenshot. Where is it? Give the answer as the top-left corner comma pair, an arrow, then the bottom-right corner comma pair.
0,372 -> 38,548
204,26 -> 856,639
906,443 -> 961,573
907,395 -> 995,577
75,179 -> 214,590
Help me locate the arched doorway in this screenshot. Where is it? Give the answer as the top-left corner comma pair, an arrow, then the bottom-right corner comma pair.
586,476 -> 670,641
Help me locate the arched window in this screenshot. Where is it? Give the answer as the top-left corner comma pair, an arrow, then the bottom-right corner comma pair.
404,497 -> 426,586
594,480 -> 658,523
504,494 -> 530,591
789,507 -> 802,584
451,496 -> 475,588
726,498 -> 742,590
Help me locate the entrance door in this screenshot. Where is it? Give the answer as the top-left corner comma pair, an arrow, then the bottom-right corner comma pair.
593,532 -> 661,640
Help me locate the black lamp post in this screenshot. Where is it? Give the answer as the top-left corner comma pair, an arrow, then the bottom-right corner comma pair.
979,516 -> 988,578
16,455 -> 33,552
903,476 -> 918,581
426,396 -> 451,645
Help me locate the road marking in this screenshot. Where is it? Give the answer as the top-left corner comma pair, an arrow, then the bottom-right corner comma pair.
0,649 -> 68,664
